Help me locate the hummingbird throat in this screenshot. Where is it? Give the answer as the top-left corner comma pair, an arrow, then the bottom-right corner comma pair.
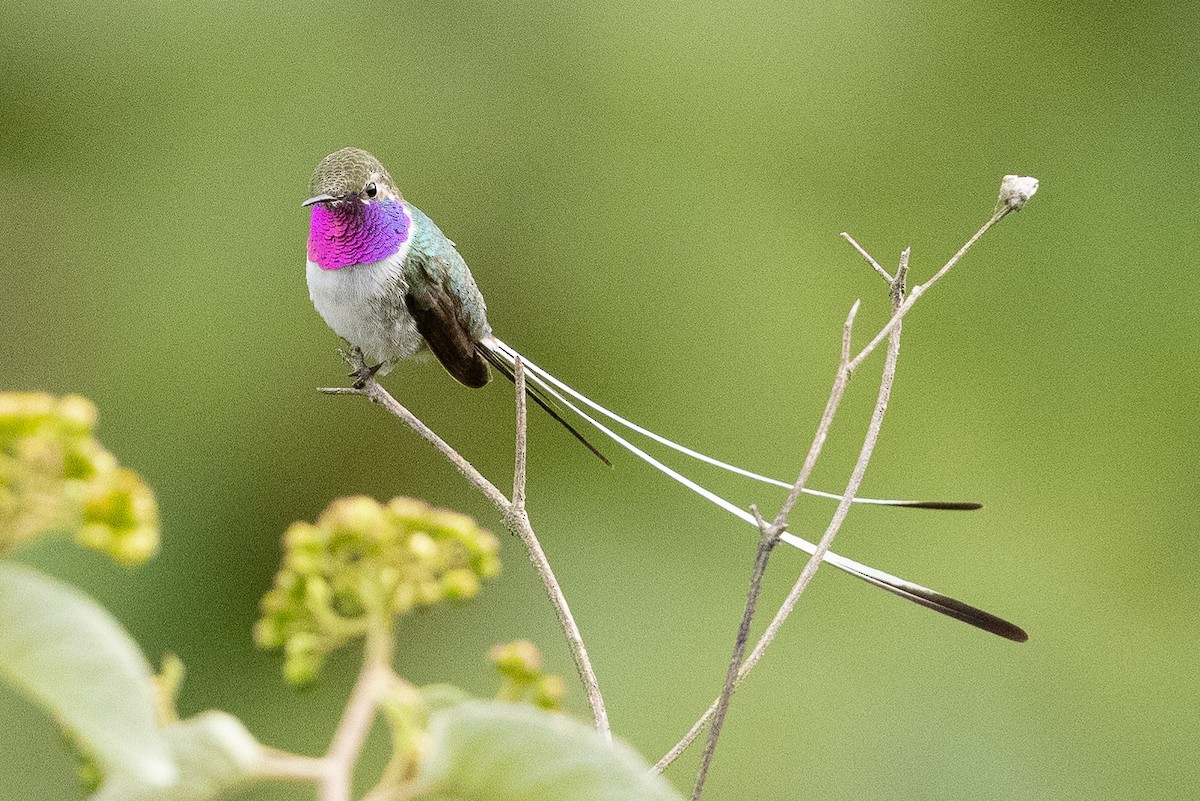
308,200 -> 411,271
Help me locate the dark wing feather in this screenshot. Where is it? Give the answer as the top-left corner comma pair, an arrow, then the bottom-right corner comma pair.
404,256 -> 492,389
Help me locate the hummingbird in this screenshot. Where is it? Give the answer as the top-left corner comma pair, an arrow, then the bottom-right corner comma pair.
303,147 -> 607,460
303,147 -> 1027,643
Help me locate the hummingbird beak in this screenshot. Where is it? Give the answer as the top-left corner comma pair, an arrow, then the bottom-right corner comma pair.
301,193 -> 337,207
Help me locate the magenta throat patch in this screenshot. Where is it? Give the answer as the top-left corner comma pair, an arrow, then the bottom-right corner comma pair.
308,199 -> 411,270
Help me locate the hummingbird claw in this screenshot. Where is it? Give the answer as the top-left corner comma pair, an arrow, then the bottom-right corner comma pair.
338,346 -> 382,388
350,362 -> 382,389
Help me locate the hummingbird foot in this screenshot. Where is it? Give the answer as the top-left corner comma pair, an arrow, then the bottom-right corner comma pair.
340,346 -> 384,389
350,362 -> 383,389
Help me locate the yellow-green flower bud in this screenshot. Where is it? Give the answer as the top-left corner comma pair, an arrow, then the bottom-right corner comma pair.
258,495 -> 499,683
0,393 -> 157,561
283,521 -> 324,550
442,568 -> 481,601
431,510 -> 476,539
284,652 -> 322,687
304,576 -> 332,612
533,674 -> 567,711
253,617 -> 285,649
74,523 -> 112,552
489,640 -> 543,683
56,395 -> 99,435
78,467 -> 160,564
321,496 -> 388,539
285,548 -> 323,576
108,525 -> 159,566
387,496 -> 433,526
284,631 -> 319,659
416,580 -> 444,607
392,582 -> 416,615
407,530 -> 438,564
474,552 -> 502,579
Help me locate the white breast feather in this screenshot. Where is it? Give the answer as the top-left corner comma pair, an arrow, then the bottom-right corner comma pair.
306,238 -> 422,372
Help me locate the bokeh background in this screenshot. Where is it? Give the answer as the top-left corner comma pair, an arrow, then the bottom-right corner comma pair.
2,1 -> 1197,798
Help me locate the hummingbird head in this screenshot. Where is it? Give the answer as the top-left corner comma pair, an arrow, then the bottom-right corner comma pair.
304,148 -> 413,271
303,147 -> 402,208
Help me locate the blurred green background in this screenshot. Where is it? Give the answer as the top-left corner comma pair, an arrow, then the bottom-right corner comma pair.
2,0 -> 1197,798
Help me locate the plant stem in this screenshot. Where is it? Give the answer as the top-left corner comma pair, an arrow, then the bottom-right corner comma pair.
655,196 -> 1020,771
320,622 -> 394,801
251,624 -> 395,800
689,507 -> 780,800
320,354 -> 610,741
847,206 -> 1011,373
512,356 -> 529,512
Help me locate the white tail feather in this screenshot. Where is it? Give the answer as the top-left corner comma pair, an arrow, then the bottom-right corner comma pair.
479,336 -> 1026,641
487,337 -> 956,506
484,338 -> 929,585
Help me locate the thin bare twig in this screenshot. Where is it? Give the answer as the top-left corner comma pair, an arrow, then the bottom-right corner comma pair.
773,249 -> 910,636
510,504 -> 611,740
319,353 -> 611,741
772,299 -> 860,529
512,356 -> 528,511
653,297 -> 863,773
689,506 -> 780,800
842,232 -> 893,283
684,296 -> 863,792
656,243 -> 910,773
847,205 -> 1013,373
505,358 -> 609,740
251,624 -> 395,800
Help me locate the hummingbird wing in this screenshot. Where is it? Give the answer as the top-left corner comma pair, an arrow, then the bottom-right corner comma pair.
402,217 -> 493,389
399,204 -> 608,462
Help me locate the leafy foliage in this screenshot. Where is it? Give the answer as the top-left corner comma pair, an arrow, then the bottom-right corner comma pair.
0,394 -> 680,800
417,701 -> 684,801
0,562 -> 176,789
90,712 -> 260,801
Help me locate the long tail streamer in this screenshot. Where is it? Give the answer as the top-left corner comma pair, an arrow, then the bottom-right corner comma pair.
479,335 -> 1026,642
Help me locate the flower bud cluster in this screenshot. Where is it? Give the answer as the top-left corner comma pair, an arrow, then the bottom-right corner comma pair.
489,640 -> 566,711
0,392 -> 159,563
256,496 -> 501,684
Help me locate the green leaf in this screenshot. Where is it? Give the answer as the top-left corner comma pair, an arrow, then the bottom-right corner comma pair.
419,682 -> 472,714
0,562 -> 175,788
90,711 -> 261,801
417,701 -> 684,801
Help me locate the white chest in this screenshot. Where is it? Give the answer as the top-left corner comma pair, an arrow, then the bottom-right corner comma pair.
306,249 -> 424,371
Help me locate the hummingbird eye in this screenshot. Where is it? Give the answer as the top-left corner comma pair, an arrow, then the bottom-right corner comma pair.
364,182 -> 378,199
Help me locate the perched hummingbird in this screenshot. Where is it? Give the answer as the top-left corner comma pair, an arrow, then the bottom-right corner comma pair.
303,147 -> 606,460
303,147 -> 1026,643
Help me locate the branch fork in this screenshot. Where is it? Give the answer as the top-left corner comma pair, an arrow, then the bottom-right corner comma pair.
665,182 -> 1033,794
320,350 -> 611,744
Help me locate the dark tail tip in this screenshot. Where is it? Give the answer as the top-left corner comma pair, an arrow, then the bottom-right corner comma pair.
900,585 -> 1028,642
850,569 -> 1028,642
922,589 -> 1029,642
897,500 -> 984,511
